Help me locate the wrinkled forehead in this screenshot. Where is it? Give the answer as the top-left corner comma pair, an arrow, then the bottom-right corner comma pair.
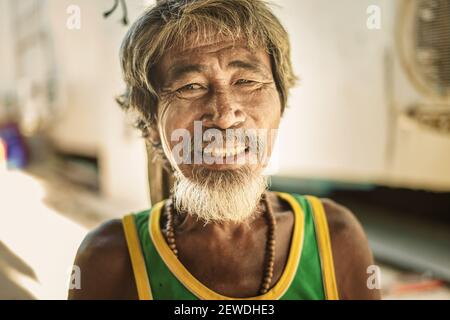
155,37 -> 272,78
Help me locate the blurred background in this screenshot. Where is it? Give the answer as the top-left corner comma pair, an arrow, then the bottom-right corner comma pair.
0,0 -> 449,299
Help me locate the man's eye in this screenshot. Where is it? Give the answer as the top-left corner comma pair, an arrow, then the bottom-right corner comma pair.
235,79 -> 258,86
176,83 -> 204,93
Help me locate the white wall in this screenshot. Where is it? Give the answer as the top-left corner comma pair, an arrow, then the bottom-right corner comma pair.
44,0 -> 151,208
273,0 -> 450,191
48,0 -> 152,208
273,0 -> 393,180
2,0 -> 152,209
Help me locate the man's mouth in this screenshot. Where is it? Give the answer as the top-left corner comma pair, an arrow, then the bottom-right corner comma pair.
205,145 -> 249,158
189,143 -> 253,165
176,134 -> 266,167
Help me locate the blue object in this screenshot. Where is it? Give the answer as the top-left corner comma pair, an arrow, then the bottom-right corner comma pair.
0,123 -> 28,169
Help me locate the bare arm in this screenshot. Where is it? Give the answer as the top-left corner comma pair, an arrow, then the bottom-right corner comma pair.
68,219 -> 138,300
322,198 -> 382,300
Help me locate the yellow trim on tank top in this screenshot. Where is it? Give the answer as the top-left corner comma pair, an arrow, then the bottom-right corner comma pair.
122,214 -> 153,300
149,192 -> 305,300
306,196 -> 339,300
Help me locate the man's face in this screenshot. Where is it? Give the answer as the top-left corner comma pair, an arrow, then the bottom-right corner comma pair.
154,40 -> 282,179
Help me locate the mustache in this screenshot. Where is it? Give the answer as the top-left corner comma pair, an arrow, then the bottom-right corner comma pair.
168,126 -> 274,166
190,129 -> 267,152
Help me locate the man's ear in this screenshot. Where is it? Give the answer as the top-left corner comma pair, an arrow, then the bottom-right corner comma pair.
148,126 -> 161,147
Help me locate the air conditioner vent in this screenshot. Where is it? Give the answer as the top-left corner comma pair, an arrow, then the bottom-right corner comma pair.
398,0 -> 450,100
415,0 -> 450,96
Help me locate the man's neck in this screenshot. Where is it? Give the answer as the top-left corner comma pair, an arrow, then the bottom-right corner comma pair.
171,202 -> 266,235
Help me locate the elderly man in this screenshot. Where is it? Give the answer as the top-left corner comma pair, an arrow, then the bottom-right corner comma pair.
69,0 -> 380,300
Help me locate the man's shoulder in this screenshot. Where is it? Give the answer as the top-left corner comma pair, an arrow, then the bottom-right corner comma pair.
318,197 -> 381,299
319,198 -> 365,239
286,192 -> 363,236
79,219 -> 128,257
80,207 -> 152,253
319,197 -> 369,261
68,218 -> 137,299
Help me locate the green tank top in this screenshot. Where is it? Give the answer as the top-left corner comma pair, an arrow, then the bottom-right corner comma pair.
122,192 -> 339,300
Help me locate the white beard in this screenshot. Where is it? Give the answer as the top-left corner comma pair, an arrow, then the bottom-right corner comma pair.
172,166 -> 268,224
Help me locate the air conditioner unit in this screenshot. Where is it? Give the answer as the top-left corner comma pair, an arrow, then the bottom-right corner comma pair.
390,0 -> 450,191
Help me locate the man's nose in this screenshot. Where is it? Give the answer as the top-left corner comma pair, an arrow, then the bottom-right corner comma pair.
201,90 -> 246,129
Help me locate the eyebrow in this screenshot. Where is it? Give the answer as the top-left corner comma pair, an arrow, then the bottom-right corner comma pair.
165,59 -> 269,86
164,64 -> 205,86
227,59 -> 267,74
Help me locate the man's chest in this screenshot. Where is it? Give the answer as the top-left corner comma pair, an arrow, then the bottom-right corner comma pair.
171,212 -> 294,298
